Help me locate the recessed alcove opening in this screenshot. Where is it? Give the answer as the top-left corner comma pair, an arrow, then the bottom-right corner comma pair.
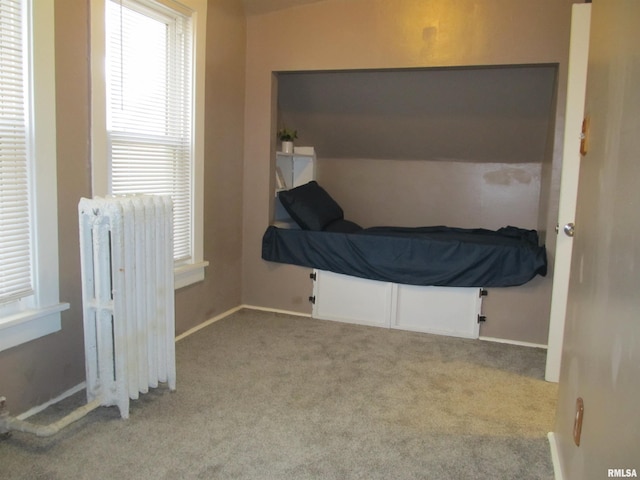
275,65 -> 558,232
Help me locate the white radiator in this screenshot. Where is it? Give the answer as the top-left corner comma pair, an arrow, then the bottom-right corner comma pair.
78,195 -> 176,419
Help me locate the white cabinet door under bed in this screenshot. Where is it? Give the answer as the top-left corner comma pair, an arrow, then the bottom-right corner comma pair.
311,269 -> 483,339
311,270 -> 393,328
392,284 -> 481,339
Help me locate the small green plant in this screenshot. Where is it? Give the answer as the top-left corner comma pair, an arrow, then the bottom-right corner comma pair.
277,127 -> 298,142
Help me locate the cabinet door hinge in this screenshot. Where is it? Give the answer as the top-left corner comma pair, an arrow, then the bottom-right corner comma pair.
477,315 -> 487,323
309,272 -> 317,281
308,296 -> 316,304
479,289 -> 488,298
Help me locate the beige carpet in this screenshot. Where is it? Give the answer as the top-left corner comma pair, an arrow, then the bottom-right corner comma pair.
1,309 -> 558,479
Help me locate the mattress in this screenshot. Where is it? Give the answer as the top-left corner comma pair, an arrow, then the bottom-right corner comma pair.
261,224 -> 547,288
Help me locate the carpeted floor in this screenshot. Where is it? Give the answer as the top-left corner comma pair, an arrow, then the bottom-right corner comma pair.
1,309 -> 558,479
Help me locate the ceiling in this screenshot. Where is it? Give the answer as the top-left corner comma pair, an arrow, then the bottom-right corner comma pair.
242,0 -> 327,15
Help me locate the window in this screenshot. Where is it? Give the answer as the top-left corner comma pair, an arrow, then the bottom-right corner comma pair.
91,0 -> 207,289
0,0 -> 69,352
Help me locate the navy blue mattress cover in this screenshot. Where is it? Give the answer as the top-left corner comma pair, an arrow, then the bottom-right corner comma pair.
261,224 -> 547,287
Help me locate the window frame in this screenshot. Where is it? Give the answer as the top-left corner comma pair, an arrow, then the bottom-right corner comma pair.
90,0 -> 208,289
0,0 -> 69,352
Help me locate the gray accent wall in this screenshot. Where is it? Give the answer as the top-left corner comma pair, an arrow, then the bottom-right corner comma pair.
277,66 -> 557,164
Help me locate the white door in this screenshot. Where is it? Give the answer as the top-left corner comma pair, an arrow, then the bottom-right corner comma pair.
545,4 -> 591,382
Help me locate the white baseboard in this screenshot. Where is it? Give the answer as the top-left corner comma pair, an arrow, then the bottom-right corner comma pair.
17,382 -> 86,420
240,304 -> 311,318
175,305 -> 244,342
174,304 -> 311,343
479,336 -> 548,349
548,432 -> 564,480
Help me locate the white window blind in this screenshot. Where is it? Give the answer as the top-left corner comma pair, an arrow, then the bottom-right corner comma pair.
106,0 -> 193,265
0,0 -> 67,351
0,0 -> 33,305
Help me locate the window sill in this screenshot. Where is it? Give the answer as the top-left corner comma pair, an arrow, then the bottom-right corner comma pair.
175,260 -> 209,290
0,302 -> 70,352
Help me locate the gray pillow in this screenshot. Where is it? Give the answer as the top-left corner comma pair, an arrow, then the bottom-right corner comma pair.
278,181 -> 344,231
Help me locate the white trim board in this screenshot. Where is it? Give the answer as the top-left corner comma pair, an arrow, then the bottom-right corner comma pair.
17,382 -> 87,420
175,305 -> 310,342
240,305 -> 312,318
243,307 -> 547,349
175,305 -> 244,342
479,336 -> 547,349
548,432 -> 565,480
216,305 -> 547,348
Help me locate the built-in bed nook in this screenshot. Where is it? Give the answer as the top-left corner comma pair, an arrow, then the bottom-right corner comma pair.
264,65 -> 558,343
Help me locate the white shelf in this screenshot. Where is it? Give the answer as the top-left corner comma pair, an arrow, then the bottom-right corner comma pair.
274,148 -> 316,223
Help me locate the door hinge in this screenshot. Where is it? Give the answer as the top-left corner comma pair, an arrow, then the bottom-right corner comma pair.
309,272 -> 317,281
479,289 -> 488,298
477,315 -> 487,323
580,116 -> 590,156
308,296 -> 316,304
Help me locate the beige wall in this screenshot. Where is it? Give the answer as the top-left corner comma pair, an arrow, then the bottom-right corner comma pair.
175,0 -> 246,335
0,0 -> 90,416
243,0 -> 575,344
316,159 -> 543,230
0,0 -> 246,415
554,0 -> 640,476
